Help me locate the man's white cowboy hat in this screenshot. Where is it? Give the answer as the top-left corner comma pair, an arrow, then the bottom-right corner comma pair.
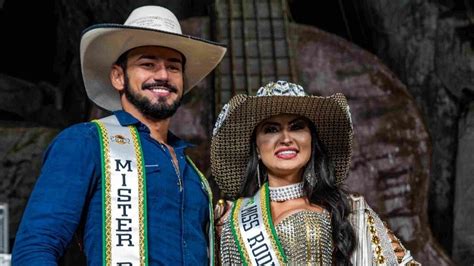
80,5 -> 227,111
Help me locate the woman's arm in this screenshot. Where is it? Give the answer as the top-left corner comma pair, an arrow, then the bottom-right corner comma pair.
349,194 -> 421,265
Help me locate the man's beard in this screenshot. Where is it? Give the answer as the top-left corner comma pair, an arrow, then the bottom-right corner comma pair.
123,74 -> 182,120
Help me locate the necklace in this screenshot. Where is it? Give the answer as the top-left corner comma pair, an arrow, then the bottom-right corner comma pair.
269,182 -> 305,202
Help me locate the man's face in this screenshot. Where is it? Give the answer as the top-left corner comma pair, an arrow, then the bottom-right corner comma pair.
118,46 -> 185,120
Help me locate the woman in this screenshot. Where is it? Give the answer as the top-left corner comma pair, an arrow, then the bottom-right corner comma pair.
211,81 -> 419,265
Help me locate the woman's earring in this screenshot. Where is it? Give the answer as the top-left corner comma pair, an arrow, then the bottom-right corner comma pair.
305,171 -> 317,187
304,166 -> 317,188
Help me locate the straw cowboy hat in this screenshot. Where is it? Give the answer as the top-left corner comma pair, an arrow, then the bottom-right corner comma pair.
211,81 -> 353,198
80,5 -> 227,111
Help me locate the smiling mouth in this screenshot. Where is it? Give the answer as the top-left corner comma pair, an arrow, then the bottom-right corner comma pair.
275,149 -> 298,159
142,82 -> 178,94
147,87 -> 172,93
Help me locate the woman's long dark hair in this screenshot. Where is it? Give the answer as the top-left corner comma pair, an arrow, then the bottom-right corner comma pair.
240,117 -> 356,265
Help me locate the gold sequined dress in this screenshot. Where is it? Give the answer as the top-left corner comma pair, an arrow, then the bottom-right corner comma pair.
219,195 -> 421,265
220,209 -> 334,265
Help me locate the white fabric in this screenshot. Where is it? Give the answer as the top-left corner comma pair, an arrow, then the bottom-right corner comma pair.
237,189 -> 282,266
349,194 -> 416,265
124,6 -> 182,34
99,115 -> 145,265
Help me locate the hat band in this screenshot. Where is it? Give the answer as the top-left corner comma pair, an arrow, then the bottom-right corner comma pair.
126,16 -> 181,33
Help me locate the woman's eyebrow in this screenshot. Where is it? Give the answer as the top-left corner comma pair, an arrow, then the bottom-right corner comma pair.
260,121 -> 280,127
289,117 -> 306,124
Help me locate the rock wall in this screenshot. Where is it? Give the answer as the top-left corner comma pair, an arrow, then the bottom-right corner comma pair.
292,23 -> 452,265
0,126 -> 59,250
453,102 -> 474,265
356,1 -> 473,261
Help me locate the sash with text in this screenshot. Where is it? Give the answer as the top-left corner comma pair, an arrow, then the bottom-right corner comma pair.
94,116 -> 148,266
230,183 -> 287,265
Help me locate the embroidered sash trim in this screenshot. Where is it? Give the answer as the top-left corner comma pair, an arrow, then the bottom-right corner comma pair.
230,183 -> 287,265
94,116 -> 148,266
186,156 -> 215,266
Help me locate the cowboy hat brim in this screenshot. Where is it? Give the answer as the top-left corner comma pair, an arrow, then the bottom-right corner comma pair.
211,93 -> 353,198
80,24 -> 227,111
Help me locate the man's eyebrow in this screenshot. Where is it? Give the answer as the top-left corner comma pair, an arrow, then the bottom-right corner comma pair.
137,55 -> 183,64
167,57 -> 183,64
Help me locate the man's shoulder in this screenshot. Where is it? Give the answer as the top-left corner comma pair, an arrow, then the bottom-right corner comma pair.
55,121 -> 100,141
42,121 -> 102,163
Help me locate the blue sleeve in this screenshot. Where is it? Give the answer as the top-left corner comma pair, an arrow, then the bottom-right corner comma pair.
11,123 -> 100,265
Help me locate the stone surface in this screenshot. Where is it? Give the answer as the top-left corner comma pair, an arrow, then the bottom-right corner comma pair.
453,102 -> 474,266
436,16 -> 474,99
0,74 -> 67,127
291,22 -> 453,265
0,125 -> 59,248
170,17 -> 215,175
360,0 -> 473,257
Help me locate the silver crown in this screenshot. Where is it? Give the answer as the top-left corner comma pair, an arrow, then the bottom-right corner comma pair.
256,80 -> 307,97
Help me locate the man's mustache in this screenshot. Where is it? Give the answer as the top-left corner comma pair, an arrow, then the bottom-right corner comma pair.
142,81 -> 178,93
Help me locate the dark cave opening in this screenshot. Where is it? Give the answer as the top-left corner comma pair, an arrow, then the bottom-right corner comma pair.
0,0 -> 57,84
287,0 -> 376,54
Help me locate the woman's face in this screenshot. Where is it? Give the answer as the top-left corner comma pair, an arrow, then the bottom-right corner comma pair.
255,114 -> 312,179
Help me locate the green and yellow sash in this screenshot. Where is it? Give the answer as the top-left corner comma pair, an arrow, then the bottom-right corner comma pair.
94,115 -> 148,266
230,183 -> 287,266
94,115 -> 215,266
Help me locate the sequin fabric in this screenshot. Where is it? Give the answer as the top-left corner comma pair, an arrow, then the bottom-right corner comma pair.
220,210 -> 333,265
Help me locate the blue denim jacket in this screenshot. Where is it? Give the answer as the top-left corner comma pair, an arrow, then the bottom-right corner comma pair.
12,111 -> 212,265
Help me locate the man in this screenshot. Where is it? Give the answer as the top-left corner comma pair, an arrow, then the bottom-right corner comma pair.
12,5 -> 226,265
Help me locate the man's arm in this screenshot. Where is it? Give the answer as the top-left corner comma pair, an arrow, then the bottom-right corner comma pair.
11,123 -> 100,265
